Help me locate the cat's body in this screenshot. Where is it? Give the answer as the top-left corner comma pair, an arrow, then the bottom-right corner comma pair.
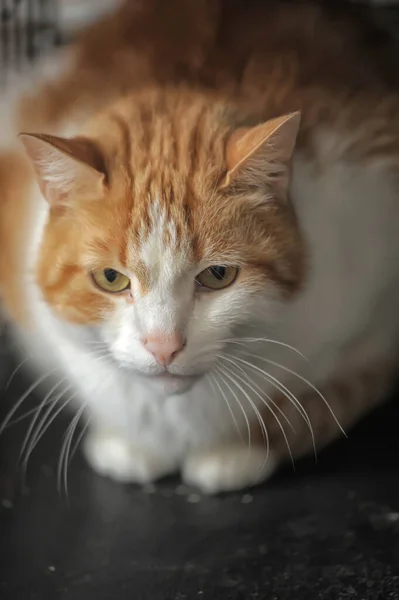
1,0 -> 399,493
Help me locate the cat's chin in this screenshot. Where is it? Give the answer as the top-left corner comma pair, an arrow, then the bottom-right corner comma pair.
144,373 -> 200,395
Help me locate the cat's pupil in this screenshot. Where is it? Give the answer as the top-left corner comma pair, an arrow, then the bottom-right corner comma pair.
210,266 -> 226,281
104,269 -> 118,283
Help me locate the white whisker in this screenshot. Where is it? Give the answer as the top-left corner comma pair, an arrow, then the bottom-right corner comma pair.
0,370 -> 57,437
215,363 -> 270,474
224,337 -> 308,360
231,354 -> 317,458
4,356 -> 31,390
18,377 -> 68,464
69,417 -> 90,465
207,371 -> 243,443
7,403 -> 52,428
88,349 -> 113,360
244,353 -> 346,437
219,358 -> 294,468
214,365 -> 252,450
218,354 -> 294,432
58,404 -> 86,498
21,387 -> 77,475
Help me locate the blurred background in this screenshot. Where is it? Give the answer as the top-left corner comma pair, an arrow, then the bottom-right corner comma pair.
0,0 -> 118,82
1,0 -> 399,82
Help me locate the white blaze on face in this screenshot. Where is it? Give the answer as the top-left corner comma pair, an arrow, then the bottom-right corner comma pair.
136,198 -> 193,336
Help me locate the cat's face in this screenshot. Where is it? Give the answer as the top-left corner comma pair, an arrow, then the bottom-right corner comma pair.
22,92 -> 305,393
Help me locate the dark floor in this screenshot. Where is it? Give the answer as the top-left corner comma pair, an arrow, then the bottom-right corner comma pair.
1,340 -> 399,600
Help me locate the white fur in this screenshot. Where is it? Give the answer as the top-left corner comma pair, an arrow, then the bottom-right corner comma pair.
182,446 -> 277,494
5,60 -> 399,494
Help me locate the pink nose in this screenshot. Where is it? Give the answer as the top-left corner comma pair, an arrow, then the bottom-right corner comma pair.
142,331 -> 185,366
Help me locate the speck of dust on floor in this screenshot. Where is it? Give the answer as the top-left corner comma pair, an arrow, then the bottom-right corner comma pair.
187,494 -> 201,504
141,483 -> 157,494
241,494 -> 254,504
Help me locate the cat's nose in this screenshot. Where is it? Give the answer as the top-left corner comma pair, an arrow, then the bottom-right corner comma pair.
142,331 -> 185,366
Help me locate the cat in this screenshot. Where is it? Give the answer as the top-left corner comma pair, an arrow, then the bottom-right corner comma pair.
1,0 -> 399,494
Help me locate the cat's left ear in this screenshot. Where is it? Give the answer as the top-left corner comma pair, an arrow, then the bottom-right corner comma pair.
223,112 -> 301,196
19,133 -> 107,206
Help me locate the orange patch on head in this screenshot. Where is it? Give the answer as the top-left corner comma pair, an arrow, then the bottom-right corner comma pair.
35,213 -> 115,324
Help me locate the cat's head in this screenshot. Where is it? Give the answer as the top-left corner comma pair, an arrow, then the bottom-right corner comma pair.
21,89 -> 305,394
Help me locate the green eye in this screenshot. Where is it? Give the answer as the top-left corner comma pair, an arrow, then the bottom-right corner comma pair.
92,268 -> 130,293
196,266 -> 238,290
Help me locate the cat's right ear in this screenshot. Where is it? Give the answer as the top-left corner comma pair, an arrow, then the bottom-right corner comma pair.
19,133 -> 107,206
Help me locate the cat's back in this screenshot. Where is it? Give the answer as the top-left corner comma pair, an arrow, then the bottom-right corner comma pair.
50,0 -> 399,169
77,0 -> 399,89
12,1 -> 399,135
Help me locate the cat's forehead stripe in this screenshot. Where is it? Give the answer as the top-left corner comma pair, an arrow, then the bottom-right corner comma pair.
137,196 -> 180,250
137,197 -> 190,274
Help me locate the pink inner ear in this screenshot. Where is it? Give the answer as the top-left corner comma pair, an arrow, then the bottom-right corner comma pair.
225,127 -> 253,173
223,112 -> 301,187
19,133 -> 107,206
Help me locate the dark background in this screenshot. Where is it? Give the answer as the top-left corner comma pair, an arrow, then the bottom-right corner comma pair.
1,1 -> 399,599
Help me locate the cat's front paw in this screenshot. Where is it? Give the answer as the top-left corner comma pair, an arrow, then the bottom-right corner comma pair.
83,430 -> 177,484
182,445 -> 277,494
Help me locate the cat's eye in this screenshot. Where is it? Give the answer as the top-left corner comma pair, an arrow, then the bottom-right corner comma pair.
195,266 -> 238,290
91,268 -> 130,293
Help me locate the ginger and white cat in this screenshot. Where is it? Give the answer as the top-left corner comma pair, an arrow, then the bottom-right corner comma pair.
1,0 -> 399,493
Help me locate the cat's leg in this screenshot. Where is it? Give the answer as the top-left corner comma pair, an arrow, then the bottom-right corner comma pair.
83,427 -> 178,484
182,360 -> 395,494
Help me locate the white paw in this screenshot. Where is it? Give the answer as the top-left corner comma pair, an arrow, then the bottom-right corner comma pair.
83,430 -> 177,484
182,445 -> 277,494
